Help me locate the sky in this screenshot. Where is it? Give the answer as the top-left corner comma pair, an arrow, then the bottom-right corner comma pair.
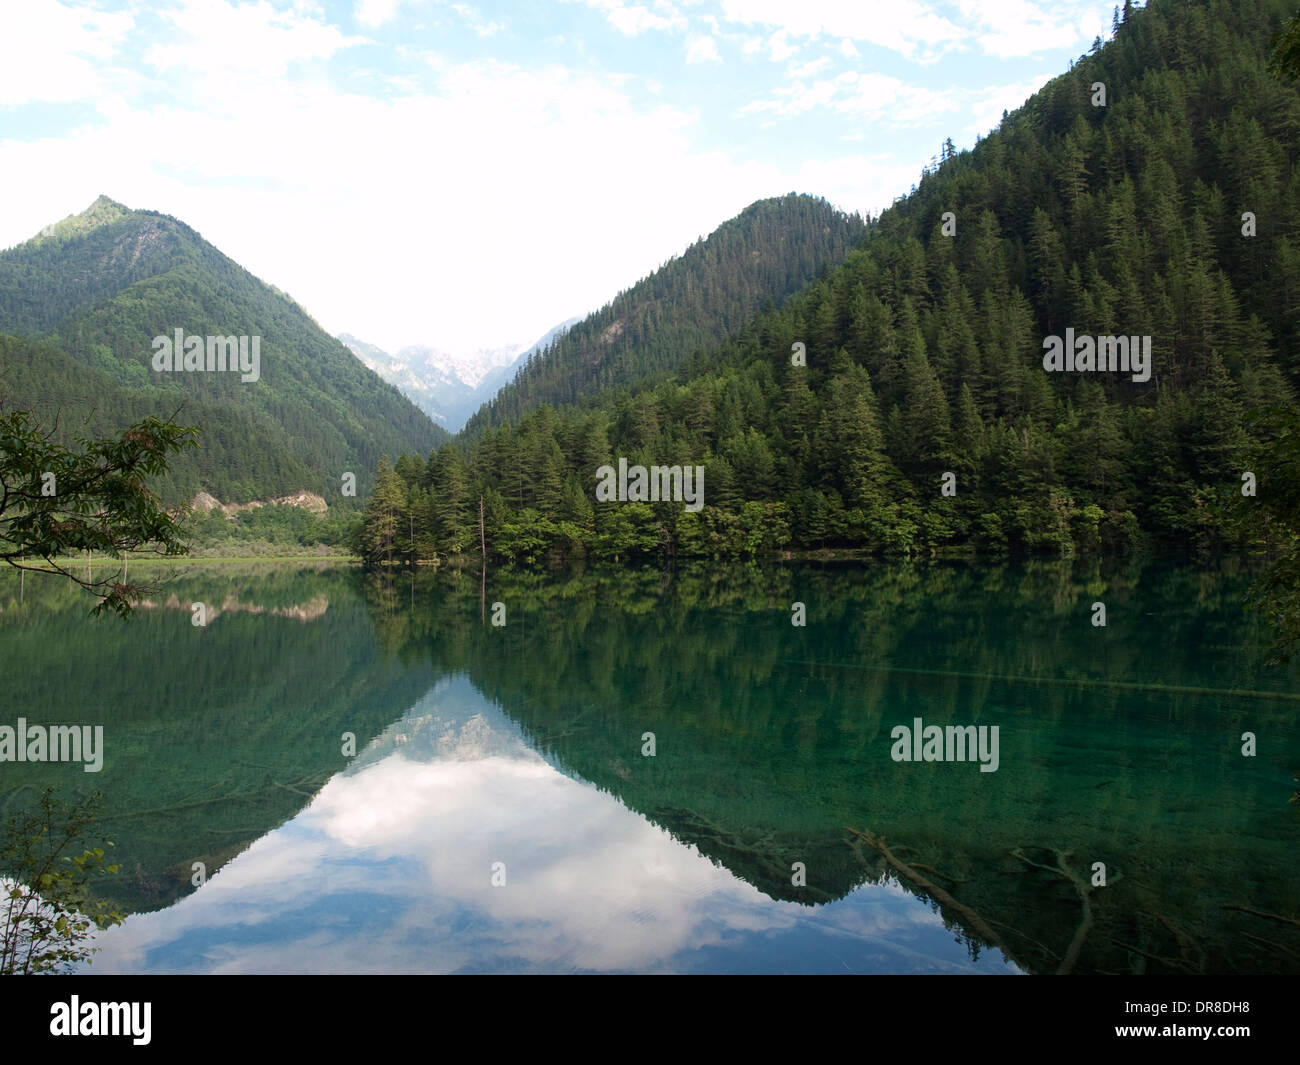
0,0 -> 1119,356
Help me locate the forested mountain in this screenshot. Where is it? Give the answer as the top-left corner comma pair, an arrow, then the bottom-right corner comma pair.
462,193 -> 867,435
0,197 -> 447,504
366,0 -> 1300,565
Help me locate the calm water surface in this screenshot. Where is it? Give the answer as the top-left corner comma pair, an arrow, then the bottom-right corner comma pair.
0,558 -> 1295,974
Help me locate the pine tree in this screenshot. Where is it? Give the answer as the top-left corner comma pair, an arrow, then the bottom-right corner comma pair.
432,445 -> 471,554
361,458 -> 408,568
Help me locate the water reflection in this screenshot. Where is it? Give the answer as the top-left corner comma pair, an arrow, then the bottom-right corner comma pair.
2,557 -> 1296,974
86,678 -> 1019,974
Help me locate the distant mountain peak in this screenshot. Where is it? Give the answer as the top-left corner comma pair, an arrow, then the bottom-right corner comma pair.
395,342 -> 527,389
340,317 -> 579,433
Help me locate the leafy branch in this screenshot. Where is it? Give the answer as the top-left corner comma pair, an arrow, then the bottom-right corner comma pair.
0,789 -> 125,975
0,407 -> 199,616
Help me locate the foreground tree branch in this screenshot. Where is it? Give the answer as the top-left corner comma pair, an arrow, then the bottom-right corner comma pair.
1,788 -> 124,975
0,407 -> 199,617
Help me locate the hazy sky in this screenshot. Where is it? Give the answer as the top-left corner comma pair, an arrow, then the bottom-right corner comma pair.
1,0 -> 1118,354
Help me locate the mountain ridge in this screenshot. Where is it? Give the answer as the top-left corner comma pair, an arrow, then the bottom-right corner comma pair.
0,196 -> 448,505
461,192 -> 868,436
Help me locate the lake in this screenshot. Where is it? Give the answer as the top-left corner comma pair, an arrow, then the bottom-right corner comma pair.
0,557 -> 1296,974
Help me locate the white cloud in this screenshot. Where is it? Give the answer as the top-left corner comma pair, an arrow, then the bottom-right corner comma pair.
146,0 -> 365,79
355,0 -> 407,27
955,0 -> 1100,58
743,70 -> 954,127
767,28 -> 797,62
718,0 -> 1105,61
788,56 -> 830,79
720,0 -> 964,61
572,0 -> 688,36
685,33 -> 720,63
833,72 -> 956,124
739,67 -> 1051,148
451,3 -> 504,37
0,0 -> 134,107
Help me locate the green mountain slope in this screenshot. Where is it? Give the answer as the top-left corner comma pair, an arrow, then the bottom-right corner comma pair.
463,193 -> 866,435
375,0 -> 1300,563
0,197 -> 447,504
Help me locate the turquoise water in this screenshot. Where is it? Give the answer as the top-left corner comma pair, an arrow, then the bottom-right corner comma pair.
0,558 -> 1296,973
